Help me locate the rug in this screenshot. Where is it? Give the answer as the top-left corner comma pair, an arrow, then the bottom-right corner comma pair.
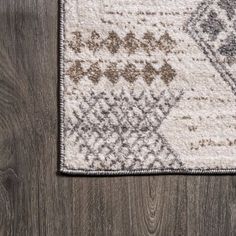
59,0 -> 236,175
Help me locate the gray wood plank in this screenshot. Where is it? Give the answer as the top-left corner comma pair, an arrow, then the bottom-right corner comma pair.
71,176 -> 236,236
0,0 -> 236,236
0,0 -> 73,235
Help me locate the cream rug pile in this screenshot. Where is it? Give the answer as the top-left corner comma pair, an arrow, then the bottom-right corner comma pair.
59,0 -> 236,175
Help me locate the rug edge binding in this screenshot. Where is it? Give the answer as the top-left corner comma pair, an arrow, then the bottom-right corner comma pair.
58,0 -> 236,176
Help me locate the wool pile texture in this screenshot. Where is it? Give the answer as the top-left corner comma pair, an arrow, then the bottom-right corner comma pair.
60,0 -> 236,175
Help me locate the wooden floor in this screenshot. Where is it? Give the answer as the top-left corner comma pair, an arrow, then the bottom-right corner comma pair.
0,1 -> 236,235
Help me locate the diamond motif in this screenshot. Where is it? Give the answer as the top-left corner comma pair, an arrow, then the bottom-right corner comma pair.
123,31 -> 140,55
104,62 -> 119,84
87,62 -> 102,83
143,62 -> 158,85
200,11 -> 224,41
121,63 -> 139,83
159,61 -> 176,85
185,0 -> 236,95
103,31 -> 122,54
86,31 -> 101,53
66,60 -> 85,83
157,32 -> 176,54
68,32 -> 84,53
141,31 -> 158,55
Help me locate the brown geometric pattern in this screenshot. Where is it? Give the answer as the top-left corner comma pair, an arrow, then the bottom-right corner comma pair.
67,31 -> 176,55
66,60 -> 176,85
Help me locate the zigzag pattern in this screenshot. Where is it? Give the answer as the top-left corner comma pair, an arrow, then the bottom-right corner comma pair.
66,89 -> 183,170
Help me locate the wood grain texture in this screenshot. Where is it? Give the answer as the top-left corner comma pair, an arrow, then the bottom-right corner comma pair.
0,0 -> 236,235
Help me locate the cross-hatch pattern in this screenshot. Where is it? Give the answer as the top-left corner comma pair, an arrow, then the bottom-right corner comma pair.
65,89 -> 184,170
